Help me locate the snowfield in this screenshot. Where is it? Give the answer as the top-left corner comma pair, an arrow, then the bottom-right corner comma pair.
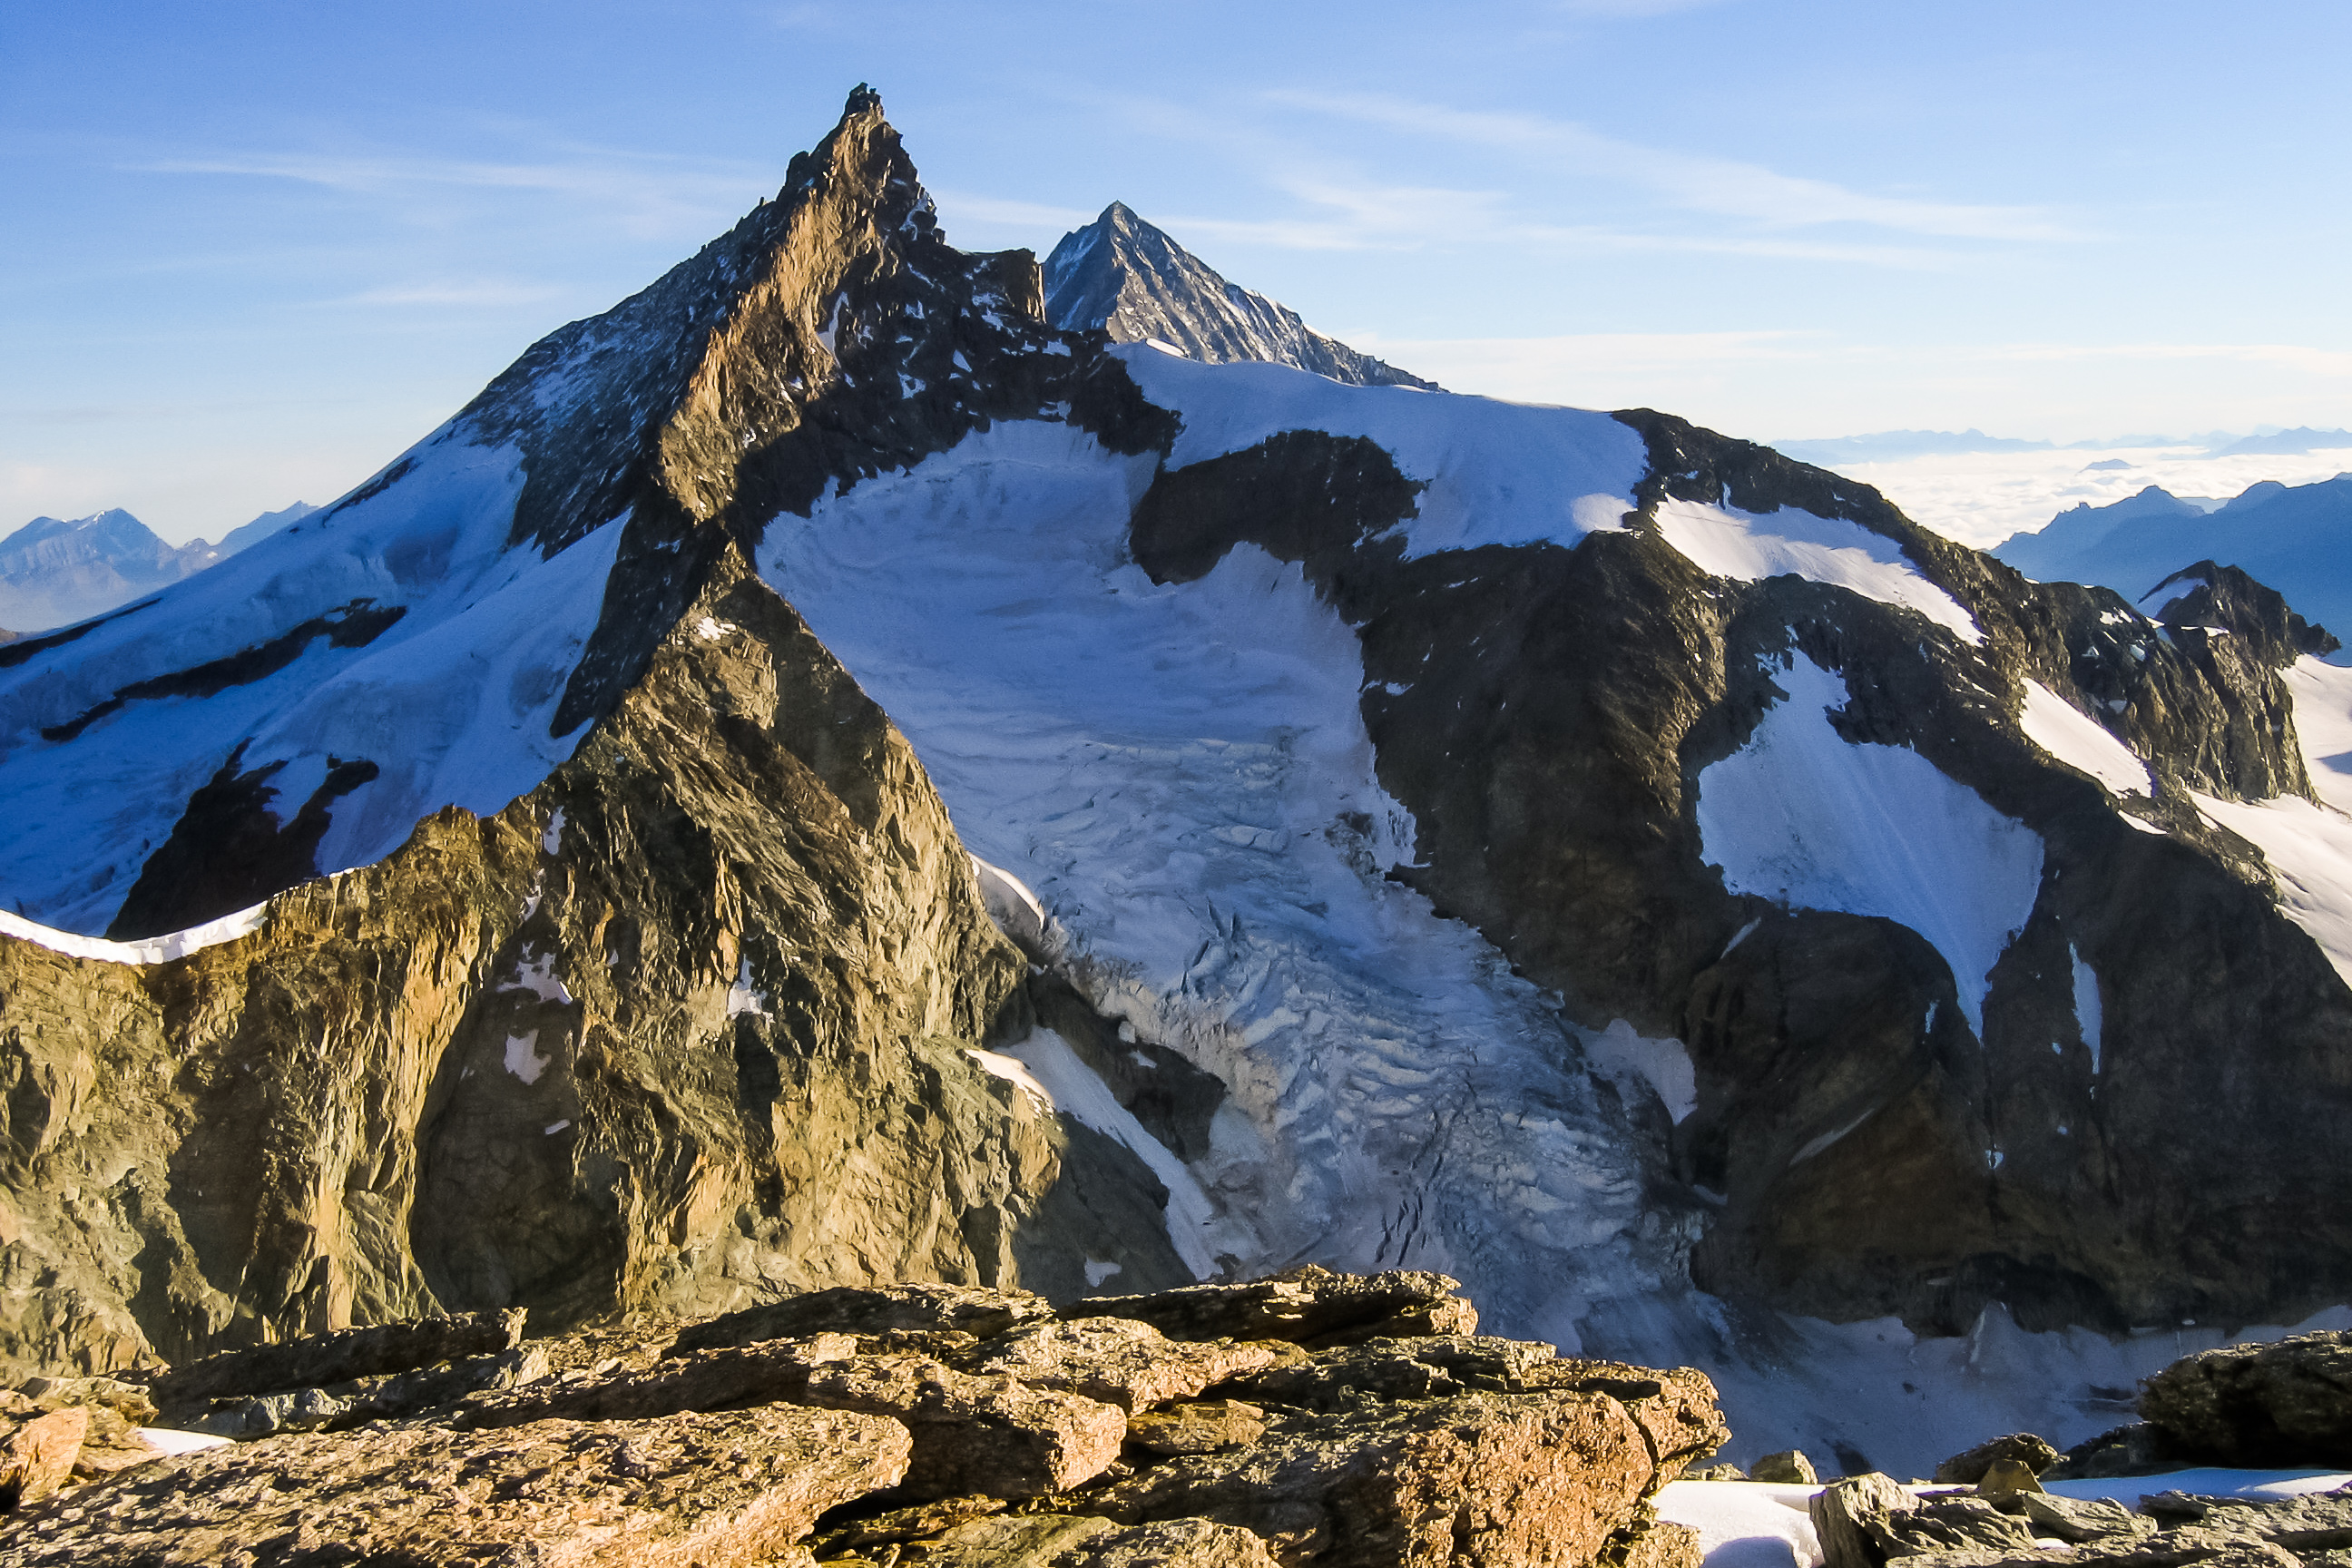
1695,653 -> 2044,1034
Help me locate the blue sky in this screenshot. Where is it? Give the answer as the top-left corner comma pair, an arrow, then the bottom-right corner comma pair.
5,0 -> 2348,542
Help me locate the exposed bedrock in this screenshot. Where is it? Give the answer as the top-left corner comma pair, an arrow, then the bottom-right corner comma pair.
1123,415 -> 2352,1337
0,554 -> 1187,1377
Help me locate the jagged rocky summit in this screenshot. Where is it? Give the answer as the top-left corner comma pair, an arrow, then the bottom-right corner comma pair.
1044,201 -> 1438,388
1,1271 -> 1732,1567
2,86 -> 2351,1478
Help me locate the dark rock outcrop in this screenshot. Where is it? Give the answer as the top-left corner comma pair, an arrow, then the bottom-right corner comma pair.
2138,1330 -> 2352,1467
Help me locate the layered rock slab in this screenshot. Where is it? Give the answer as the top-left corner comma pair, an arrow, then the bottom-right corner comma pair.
2138,1330 -> 2352,1467
4,1404 -> 909,1567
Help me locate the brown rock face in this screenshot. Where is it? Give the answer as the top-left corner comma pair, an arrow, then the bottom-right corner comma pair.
0,554 -> 1191,1378
1088,1389 -> 1655,1567
2137,1329 -> 2352,1466
0,1406 -> 87,1511
4,1404 -> 909,1566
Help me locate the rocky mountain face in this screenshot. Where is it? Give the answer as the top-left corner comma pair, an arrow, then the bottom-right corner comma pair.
3,87 -> 2351,1478
1044,202 -> 1437,389
0,505 -> 311,635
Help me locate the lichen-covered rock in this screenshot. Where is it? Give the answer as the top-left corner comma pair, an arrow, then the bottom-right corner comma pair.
960,1317 -> 1279,1413
1059,1516 -> 1282,1567
2,1405 -> 910,1566
2138,1329 -> 2352,1466
671,1284 -> 1054,1355
1935,1433 -> 2061,1485
1599,1514 -> 1706,1568
147,1308 -> 525,1410
2015,1492 -> 2158,1544
1085,1388 -> 1654,1567
898,1513 -> 1120,1564
457,1336 -> 857,1427
1126,1400 -> 1267,1456
796,1354 -> 1128,1498
1063,1266 -> 1476,1349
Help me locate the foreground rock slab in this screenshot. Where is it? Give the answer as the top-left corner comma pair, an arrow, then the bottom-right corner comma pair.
148,1309 -> 528,1412
5,1405 -> 908,1567
1086,1388 -> 1654,1567
1063,1266 -> 1476,1348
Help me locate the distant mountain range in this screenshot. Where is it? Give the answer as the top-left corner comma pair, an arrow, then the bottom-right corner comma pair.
0,501 -> 316,634
1774,426 -> 2352,467
1994,474 -> 2352,656
1044,201 -> 1437,390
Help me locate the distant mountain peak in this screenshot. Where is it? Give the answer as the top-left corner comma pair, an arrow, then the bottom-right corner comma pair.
1043,202 -> 1438,391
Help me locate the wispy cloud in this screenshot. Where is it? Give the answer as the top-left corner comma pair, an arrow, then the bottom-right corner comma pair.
330,279 -> 564,309
134,145 -> 774,240
1268,91 -> 2082,243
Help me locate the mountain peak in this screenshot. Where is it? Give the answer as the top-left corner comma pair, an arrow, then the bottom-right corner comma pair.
1042,202 -> 1438,391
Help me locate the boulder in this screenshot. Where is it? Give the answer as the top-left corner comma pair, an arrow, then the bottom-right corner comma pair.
147,1308 -> 527,1409
3,1405 -> 909,1566
669,1285 -> 1054,1355
1812,1473 -> 1920,1568
960,1318 -> 1279,1412
1063,1266 -> 1477,1348
1976,1459 -> 2044,1499
1227,1338 -> 1727,1493
1,1406 -> 88,1512
1599,1514 -> 1707,1568
1813,1475 -> 2049,1568
1754,1448 -> 1819,1484
1086,1387 -> 1655,1567
1936,1433 -> 2061,1485
2043,1422 -> 2185,1480
2138,1330 -> 2352,1466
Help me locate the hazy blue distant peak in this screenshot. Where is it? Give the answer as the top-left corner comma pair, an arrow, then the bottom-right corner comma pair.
1770,429 -> 2055,465
2210,427 -> 2352,458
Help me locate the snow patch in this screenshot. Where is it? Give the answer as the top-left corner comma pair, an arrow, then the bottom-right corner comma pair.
501,949 -> 572,1004
504,1031 -> 548,1085
1695,654 -> 2044,1034
1653,497 -> 1984,645
2192,789 -> 2352,986
1084,1259 -> 1123,1289
970,854 -> 1047,950
133,1427 -> 232,1457
692,615 -> 735,642
541,808 -> 566,855
1789,1109 -> 1874,1165
2019,681 -> 2152,797
2069,943 -> 2103,1073
725,957 -> 770,1020
965,1045 -> 1054,1112
1583,1019 -> 1698,1124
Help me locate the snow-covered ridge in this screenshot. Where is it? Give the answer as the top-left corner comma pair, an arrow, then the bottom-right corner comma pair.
0,898 -> 270,965
0,434 -> 626,936
2017,680 -> 2153,798
1117,345 -> 1647,559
